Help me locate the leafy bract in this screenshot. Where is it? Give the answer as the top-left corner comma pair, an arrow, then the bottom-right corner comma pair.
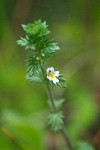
48,111 -> 64,132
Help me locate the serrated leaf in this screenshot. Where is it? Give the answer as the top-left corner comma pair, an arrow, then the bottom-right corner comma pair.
48,111 -> 64,132
21,20 -> 50,37
57,80 -> 66,88
17,37 -> 28,47
56,75 -> 67,88
43,42 -> 60,58
26,67 -> 43,83
18,20 -> 60,60
17,36 -> 36,50
26,74 -> 43,83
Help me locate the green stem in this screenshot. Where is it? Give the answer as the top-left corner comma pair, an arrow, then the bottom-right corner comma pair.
46,83 -> 57,112
41,66 -> 74,150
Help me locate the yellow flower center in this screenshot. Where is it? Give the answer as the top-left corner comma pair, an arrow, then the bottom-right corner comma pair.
49,74 -> 55,79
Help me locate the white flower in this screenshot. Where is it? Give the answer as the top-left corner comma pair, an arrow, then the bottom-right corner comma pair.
47,67 -> 59,84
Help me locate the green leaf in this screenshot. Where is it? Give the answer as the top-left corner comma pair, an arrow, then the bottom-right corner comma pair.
22,20 -> 50,37
18,20 -> 59,57
75,141 -> 94,150
43,42 -> 60,57
48,98 -> 65,110
17,36 -> 36,50
26,67 -> 43,83
55,99 -> 65,109
48,111 -> 64,132
26,56 -> 36,73
17,37 -> 29,47
57,78 -> 66,88
26,74 -> 43,83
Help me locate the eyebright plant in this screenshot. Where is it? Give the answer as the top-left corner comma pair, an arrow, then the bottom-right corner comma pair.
17,20 -> 66,87
17,20 -> 73,150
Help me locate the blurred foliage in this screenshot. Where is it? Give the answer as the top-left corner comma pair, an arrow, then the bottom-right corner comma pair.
75,141 -> 94,150
0,0 -> 100,149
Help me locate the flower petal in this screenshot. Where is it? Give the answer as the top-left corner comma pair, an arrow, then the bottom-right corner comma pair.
54,71 -> 59,77
47,67 -> 54,74
47,76 -> 52,81
50,67 -> 54,72
53,77 -> 59,84
47,68 -> 50,74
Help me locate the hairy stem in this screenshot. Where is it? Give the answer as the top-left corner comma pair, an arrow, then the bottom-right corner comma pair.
41,66 -> 74,150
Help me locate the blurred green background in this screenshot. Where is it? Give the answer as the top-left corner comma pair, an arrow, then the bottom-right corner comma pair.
0,0 -> 100,150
